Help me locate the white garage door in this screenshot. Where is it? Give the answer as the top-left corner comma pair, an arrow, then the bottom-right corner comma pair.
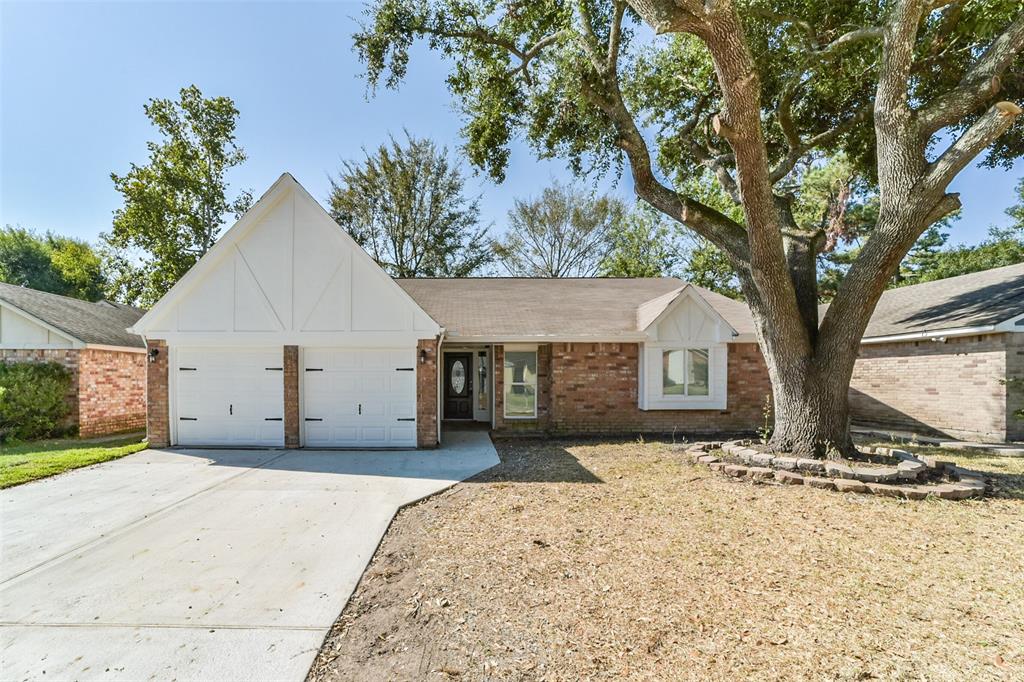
174,348 -> 284,447
303,348 -> 417,447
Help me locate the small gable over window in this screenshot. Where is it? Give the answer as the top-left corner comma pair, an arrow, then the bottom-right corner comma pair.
638,287 -> 733,411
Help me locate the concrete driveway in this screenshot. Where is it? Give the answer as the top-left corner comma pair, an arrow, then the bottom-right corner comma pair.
0,430 -> 498,681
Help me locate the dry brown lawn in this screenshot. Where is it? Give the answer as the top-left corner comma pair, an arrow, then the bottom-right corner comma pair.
309,438 -> 1024,682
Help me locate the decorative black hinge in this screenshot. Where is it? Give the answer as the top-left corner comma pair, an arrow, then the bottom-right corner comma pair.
264,417 -> 283,421
396,417 -> 416,422
179,367 -> 197,371
305,417 -> 323,422
179,417 -> 198,421
265,367 -> 283,371
305,368 -> 323,372
395,367 -> 414,372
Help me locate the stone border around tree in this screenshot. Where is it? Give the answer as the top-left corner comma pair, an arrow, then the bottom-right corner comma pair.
680,440 -> 991,500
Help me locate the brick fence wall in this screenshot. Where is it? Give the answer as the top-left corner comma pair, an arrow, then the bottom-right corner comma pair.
77,348 -> 146,438
146,339 -> 170,447
417,339 -> 439,448
491,342 -> 771,438
849,333 -> 1014,442
0,348 -> 80,431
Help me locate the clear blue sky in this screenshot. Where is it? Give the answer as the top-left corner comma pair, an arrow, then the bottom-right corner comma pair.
1,1 -> 1020,248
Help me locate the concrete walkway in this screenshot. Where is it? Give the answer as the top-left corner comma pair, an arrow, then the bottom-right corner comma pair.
1,431 -> 498,681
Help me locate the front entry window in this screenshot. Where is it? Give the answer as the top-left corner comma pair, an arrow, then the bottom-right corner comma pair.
451,359 -> 466,395
504,350 -> 537,418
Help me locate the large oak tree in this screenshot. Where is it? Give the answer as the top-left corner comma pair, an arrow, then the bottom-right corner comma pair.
355,0 -> 1024,457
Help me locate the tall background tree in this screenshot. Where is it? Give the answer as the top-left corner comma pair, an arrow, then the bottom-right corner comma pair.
103,85 -> 252,306
494,182 -> 624,276
0,226 -> 105,301
600,204 -> 679,277
356,0 -> 1024,457
328,133 -> 491,277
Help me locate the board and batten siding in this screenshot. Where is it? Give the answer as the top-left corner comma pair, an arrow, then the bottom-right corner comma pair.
134,175 -> 439,347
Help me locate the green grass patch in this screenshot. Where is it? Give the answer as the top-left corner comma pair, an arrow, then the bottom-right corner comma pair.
0,435 -> 148,488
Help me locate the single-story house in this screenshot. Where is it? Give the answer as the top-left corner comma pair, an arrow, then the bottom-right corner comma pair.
849,263 -> 1024,443
130,174 -> 772,448
0,283 -> 147,437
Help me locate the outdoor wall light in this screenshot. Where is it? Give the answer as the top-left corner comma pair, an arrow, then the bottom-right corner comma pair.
148,347 -> 160,363
420,349 -> 427,364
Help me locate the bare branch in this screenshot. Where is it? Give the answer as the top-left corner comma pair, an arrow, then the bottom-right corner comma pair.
923,101 -> 1023,191
811,27 -> 884,58
916,13 -> 1024,135
607,1 -> 626,73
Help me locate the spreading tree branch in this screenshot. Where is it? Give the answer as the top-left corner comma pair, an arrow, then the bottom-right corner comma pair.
916,13 -> 1024,135
923,101 -> 1023,191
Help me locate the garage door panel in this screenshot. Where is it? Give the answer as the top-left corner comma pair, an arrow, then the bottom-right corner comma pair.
302,346 -> 417,447
174,348 -> 284,447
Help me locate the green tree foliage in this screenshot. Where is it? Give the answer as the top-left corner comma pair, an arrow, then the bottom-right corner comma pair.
355,0 -> 1024,455
0,226 -> 105,301
494,182 -> 624,277
328,133 -> 491,277
600,205 -> 678,277
104,85 -> 252,306
0,362 -> 72,442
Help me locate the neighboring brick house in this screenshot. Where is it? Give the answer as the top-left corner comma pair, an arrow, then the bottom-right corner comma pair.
0,283 -> 147,438
129,174 -> 771,450
847,263 -> 1024,443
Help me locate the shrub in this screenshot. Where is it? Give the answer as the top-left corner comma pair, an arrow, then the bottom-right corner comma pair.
0,362 -> 73,442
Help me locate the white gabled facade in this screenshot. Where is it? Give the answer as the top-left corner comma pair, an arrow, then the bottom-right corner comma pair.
638,285 -> 736,411
133,173 -> 440,449
131,173 -> 439,345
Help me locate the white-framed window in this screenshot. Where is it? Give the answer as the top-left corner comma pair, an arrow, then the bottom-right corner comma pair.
641,343 -> 727,410
662,348 -> 710,397
503,348 -> 537,418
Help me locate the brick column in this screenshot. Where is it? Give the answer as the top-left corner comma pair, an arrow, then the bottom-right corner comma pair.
416,339 -> 438,448
146,339 -> 170,448
283,345 -> 300,448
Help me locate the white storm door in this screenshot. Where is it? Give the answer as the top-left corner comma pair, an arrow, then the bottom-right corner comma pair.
174,348 -> 284,447
302,348 -> 417,447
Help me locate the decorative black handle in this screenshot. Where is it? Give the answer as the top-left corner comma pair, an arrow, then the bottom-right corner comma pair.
305,418 -> 323,422
396,418 -> 415,422
264,417 -> 282,421
305,368 -> 323,372
179,367 -> 197,371
265,367 -> 283,371
179,417 -> 197,421
395,367 -> 414,372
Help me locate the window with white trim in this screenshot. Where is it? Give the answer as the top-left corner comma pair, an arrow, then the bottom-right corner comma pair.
503,350 -> 537,418
662,348 -> 710,397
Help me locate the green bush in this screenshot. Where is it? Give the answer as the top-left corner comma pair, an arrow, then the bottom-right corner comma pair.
0,362 -> 73,442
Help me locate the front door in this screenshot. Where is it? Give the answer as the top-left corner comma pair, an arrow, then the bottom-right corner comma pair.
444,353 -> 473,420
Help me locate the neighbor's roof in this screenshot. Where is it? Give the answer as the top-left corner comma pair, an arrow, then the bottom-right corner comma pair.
854,263 -> 1024,339
396,277 -> 755,339
0,282 -> 146,348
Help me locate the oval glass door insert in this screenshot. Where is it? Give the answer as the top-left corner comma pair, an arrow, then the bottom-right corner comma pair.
451,360 -> 466,394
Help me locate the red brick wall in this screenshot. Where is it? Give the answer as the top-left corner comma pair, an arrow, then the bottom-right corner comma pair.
850,333 -> 1015,442
492,342 -> 771,437
417,339 -> 438,448
284,345 -> 299,448
0,348 -> 80,431
146,340 -> 170,448
77,348 -> 146,438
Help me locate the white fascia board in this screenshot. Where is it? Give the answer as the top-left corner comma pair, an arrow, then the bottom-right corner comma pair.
860,324 -> 999,344
83,344 -> 147,354
442,333 -> 650,344
146,330 -> 435,347
0,300 -> 83,348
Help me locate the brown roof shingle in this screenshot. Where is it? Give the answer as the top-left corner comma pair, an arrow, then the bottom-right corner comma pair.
396,277 -> 755,339
0,283 -> 146,348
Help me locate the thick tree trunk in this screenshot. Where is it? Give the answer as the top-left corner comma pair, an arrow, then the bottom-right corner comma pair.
764,356 -> 857,458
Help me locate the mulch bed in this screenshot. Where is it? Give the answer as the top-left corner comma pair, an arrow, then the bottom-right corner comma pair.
308,438 -> 1024,681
